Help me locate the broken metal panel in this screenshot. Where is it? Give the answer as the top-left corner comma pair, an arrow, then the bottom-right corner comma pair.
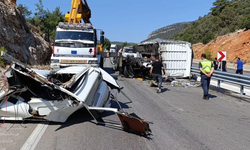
87,106 -> 151,135
0,52 -> 152,136
73,68 -> 103,105
44,102 -> 85,123
0,99 -> 32,118
99,67 -> 120,90
159,42 -> 193,78
29,98 -> 74,116
133,43 -> 159,58
117,112 -> 151,135
90,81 -> 110,107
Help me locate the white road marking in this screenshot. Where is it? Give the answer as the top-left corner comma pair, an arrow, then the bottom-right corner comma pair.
20,122 -> 49,150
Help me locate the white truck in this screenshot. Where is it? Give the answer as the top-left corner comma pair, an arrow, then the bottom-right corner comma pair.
50,0 -> 105,70
121,46 -> 142,59
50,22 -> 104,70
110,44 -> 117,52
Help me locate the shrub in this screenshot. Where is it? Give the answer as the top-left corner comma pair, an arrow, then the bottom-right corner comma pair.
0,47 -> 7,67
204,49 -> 213,61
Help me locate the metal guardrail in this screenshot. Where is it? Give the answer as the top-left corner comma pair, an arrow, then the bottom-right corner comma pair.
191,66 -> 250,95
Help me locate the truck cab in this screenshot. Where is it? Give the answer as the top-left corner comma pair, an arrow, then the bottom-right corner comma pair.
50,22 -> 102,70
121,46 -> 141,59
110,44 -> 117,53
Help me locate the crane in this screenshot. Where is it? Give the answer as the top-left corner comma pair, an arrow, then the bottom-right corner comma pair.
51,0 -> 106,69
65,0 -> 91,24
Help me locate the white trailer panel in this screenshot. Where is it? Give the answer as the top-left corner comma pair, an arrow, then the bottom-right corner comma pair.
159,41 -> 193,78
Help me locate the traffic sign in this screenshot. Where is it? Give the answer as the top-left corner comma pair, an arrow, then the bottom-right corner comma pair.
217,51 -> 226,61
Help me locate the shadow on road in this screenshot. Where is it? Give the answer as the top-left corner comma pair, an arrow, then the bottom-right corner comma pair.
208,94 -> 217,99
210,86 -> 250,102
53,100 -> 131,131
103,67 -> 118,80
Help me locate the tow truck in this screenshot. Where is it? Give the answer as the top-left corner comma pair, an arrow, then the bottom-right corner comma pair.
50,0 -> 105,70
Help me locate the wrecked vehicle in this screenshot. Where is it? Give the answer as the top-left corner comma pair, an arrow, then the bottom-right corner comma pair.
134,39 -> 193,78
122,55 -> 151,79
0,52 -> 151,135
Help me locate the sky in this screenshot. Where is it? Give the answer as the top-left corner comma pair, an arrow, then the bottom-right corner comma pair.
17,0 -> 216,43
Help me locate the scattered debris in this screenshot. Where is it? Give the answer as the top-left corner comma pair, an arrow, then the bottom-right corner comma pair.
0,52 -> 151,136
170,79 -> 200,87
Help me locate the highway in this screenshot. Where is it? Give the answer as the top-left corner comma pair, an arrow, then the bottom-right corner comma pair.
1,58 -> 250,150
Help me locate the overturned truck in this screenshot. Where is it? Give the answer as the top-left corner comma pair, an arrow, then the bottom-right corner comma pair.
132,39 -> 193,79
0,52 -> 151,135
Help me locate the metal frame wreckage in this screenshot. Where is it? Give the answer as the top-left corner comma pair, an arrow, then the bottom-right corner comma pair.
0,52 -> 151,135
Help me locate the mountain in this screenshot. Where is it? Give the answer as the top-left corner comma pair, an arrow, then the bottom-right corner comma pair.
111,41 -> 138,46
142,22 -> 191,42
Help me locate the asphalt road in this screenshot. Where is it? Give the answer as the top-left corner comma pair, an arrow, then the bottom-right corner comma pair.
1,58 -> 250,150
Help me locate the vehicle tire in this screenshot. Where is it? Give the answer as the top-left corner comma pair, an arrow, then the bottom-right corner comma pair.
110,57 -> 115,65
116,58 -> 120,71
111,57 -> 117,70
112,64 -> 117,71
124,66 -> 134,78
123,66 -> 129,77
100,57 -> 104,69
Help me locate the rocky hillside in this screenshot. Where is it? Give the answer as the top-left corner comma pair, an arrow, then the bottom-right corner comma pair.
144,22 -> 191,42
0,0 -> 52,65
192,29 -> 250,64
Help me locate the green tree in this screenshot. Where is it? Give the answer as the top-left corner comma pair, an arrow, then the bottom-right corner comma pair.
122,42 -> 132,48
210,0 -> 230,16
103,38 -> 111,50
43,7 -> 64,39
204,49 -> 213,61
29,0 -> 46,30
18,4 -> 32,19
174,0 -> 250,44
28,0 -> 64,39
241,14 -> 250,30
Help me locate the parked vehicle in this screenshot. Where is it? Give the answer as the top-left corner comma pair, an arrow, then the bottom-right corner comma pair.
121,47 -> 142,59
110,44 -> 117,52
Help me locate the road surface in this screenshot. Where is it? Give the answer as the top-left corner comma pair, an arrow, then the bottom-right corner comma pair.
1,58 -> 250,150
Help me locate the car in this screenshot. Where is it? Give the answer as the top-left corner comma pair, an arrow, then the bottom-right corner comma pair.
121,47 -> 142,59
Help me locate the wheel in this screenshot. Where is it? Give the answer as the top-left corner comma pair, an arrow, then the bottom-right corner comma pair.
124,66 -> 134,78
100,57 -> 104,68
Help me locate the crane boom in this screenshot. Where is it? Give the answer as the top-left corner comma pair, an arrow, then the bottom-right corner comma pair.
65,0 -> 91,24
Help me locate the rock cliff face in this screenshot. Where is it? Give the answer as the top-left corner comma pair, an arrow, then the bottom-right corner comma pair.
0,0 -> 52,65
145,22 -> 190,42
192,29 -> 250,64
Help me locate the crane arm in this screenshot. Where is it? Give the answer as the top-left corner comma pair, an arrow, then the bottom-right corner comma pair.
65,0 -> 91,24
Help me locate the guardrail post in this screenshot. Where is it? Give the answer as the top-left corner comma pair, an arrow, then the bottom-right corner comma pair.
217,80 -> 221,88
240,85 -> 244,95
